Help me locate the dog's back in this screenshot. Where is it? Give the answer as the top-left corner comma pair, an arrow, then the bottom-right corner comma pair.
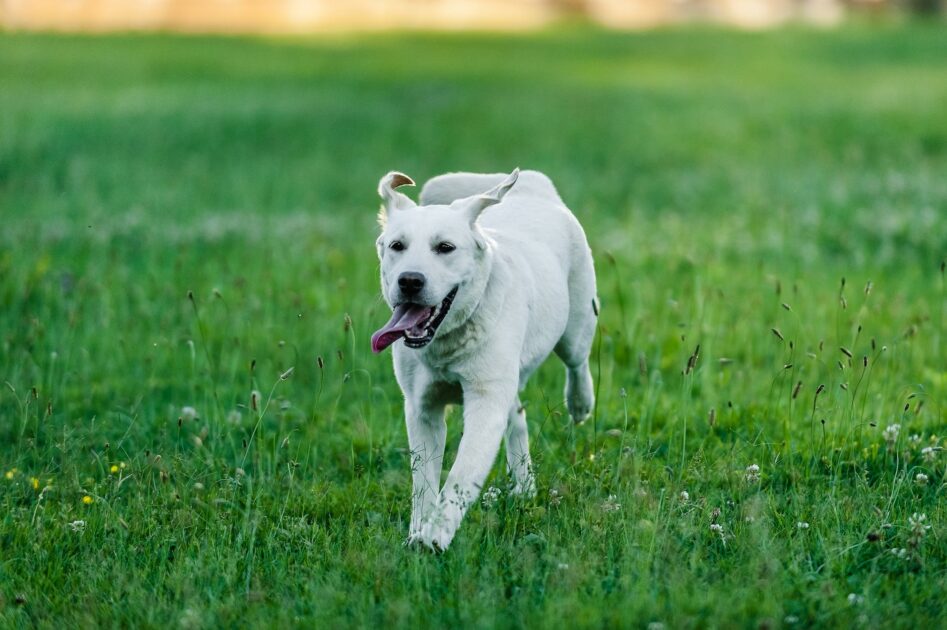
420,170 -> 564,207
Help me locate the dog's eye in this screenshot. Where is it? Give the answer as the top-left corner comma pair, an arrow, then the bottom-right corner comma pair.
389,241 -> 405,252
435,242 -> 455,254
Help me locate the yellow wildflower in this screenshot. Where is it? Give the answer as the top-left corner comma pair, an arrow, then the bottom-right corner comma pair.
110,465 -> 119,474
82,495 -> 93,505
31,477 -> 39,491
4,470 -> 13,480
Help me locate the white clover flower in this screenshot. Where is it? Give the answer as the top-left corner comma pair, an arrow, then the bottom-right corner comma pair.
915,473 -> 929,486
909,513 -> 930,537
180,406 -> 198,422
226,410 -> 242,426
647,623 -> 665,630
481,486 -> 501,508
601,495 -> 621,513
908,434 -> 922,448
548,488 -> 562,507
847,593 -> 864,606
557,563 -> 569,570
679,490 -> 689,502
744,464 -> 760,483
784,615 -> 799,625
890,547 -> 908,559
882,424 -> 900,447
797,521 -> 810,530
921,446 -> 938,463
67,520 -> 86,532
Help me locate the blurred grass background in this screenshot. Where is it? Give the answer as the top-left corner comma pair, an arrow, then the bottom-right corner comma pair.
1,25 -> 946,627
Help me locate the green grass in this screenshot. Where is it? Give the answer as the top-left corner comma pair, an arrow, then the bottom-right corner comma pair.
1,24 -> 946,628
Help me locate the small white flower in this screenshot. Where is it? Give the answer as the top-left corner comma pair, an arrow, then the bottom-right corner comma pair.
67,520 -> 86,532
226,410 -> 242,425
882,424 -> 900,447
909,512 -> 930,536
797,521 -> 810,530
481,486 -> 501,508
548,488 -> 562,506
890,547 -> 908,559
921,446 -> 938,463
557,562 -> 569,570
744,464 -> 760,483
601,495 -> 621,513
679,490 -> 689,502
180,406 -> 198,422
647,623 -> 665,630
915,473 -> 929,486
784,615 -> 799,625
908,434 -> 922,447
710,523 -> 724,533
847,593 -> 864,606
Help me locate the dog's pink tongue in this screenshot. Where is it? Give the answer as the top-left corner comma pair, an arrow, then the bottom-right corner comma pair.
371,304 -> 434,353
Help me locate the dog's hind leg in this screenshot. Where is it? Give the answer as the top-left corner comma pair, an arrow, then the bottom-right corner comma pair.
504,397 -> 535,497
555,248 -> 598,424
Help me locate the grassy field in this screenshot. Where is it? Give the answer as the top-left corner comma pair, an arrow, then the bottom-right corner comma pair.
1,24 -> 946,628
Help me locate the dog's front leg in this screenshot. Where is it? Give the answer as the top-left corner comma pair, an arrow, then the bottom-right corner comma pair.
404,399 -> 447,543
418,382 -> 515,550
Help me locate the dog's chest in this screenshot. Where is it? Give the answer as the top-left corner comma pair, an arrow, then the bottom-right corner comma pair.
420,317 -> 486,371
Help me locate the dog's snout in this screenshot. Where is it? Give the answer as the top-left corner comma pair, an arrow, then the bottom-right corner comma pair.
398,272 -> 426,296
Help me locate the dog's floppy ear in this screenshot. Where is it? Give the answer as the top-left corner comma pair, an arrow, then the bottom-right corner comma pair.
452,168 -> 519,225
378,171 -> 416,226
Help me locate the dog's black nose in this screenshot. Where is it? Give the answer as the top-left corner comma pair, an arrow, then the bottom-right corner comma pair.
398,272 -> 425,296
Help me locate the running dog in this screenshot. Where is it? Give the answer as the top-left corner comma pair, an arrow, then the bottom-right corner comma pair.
371,168 -> 597,550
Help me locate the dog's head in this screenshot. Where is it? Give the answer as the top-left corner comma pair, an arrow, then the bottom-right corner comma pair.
371,169 -> 519,353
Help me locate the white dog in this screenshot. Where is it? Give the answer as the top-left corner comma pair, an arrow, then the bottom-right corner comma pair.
372,168 -> 597,550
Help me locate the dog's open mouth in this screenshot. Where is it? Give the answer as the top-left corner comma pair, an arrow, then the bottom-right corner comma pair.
371,287 -> 458,353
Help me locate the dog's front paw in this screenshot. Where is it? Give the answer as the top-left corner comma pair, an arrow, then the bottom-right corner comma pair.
509,476 -> 537,499
414,518 -> 456,552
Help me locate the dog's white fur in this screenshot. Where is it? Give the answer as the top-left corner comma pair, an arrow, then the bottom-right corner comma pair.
375,168 -> 597,550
